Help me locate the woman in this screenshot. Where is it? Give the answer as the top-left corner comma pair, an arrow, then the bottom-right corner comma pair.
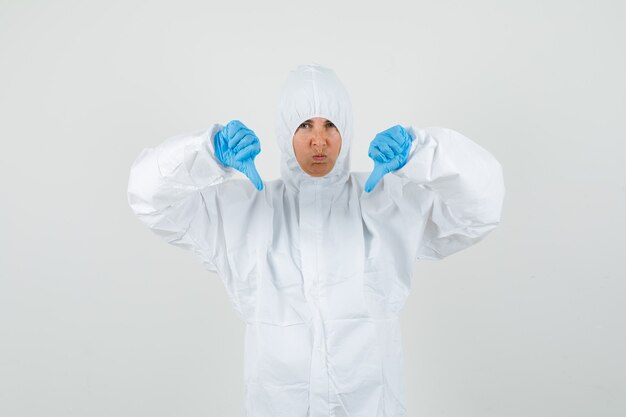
127,64 -> 505,417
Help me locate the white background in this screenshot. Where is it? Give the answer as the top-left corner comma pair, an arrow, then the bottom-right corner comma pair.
1,0 -> 625,416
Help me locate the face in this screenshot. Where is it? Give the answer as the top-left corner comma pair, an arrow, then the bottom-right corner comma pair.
292,117 -> 342,177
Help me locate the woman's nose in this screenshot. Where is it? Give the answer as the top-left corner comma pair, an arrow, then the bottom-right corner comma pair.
311,131 -> 326,147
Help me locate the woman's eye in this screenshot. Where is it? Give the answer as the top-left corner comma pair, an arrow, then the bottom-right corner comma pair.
326,122 -> 335,128
300,123 -> 310,128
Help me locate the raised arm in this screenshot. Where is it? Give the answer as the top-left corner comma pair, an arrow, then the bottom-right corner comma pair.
127,121 -> 263,270
397,126 -> 504,259
364,125 -> 505,260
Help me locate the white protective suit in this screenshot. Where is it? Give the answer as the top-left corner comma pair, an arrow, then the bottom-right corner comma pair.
127,64 -> 505,417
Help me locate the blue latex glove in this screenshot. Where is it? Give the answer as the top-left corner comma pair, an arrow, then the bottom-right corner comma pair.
213,120 -> 264,191
364,125 -> 413,193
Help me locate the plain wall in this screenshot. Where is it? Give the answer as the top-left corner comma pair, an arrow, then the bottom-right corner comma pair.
1,0 -> 624,416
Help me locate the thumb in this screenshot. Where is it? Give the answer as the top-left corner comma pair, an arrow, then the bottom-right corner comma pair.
364,162 -> 387,193
241,159 -> 264,191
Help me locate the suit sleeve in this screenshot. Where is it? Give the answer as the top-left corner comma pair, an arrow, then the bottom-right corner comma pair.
393,126 -> 505,260
126,124 -> 235,271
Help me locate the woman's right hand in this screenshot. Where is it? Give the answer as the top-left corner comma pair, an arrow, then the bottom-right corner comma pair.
214,120 -> 264,191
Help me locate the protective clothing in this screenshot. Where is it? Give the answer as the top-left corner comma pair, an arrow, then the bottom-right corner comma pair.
127,64 -> 505,417
364,125 -> 413,192
213,119 -> 264,190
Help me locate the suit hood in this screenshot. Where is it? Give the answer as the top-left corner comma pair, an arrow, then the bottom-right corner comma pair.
275,64 -> 353,192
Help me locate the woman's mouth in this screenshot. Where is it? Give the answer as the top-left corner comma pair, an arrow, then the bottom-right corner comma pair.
312,155 -> 327,162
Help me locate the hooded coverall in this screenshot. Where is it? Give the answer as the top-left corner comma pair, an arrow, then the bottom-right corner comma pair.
127,64 -> 505,417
